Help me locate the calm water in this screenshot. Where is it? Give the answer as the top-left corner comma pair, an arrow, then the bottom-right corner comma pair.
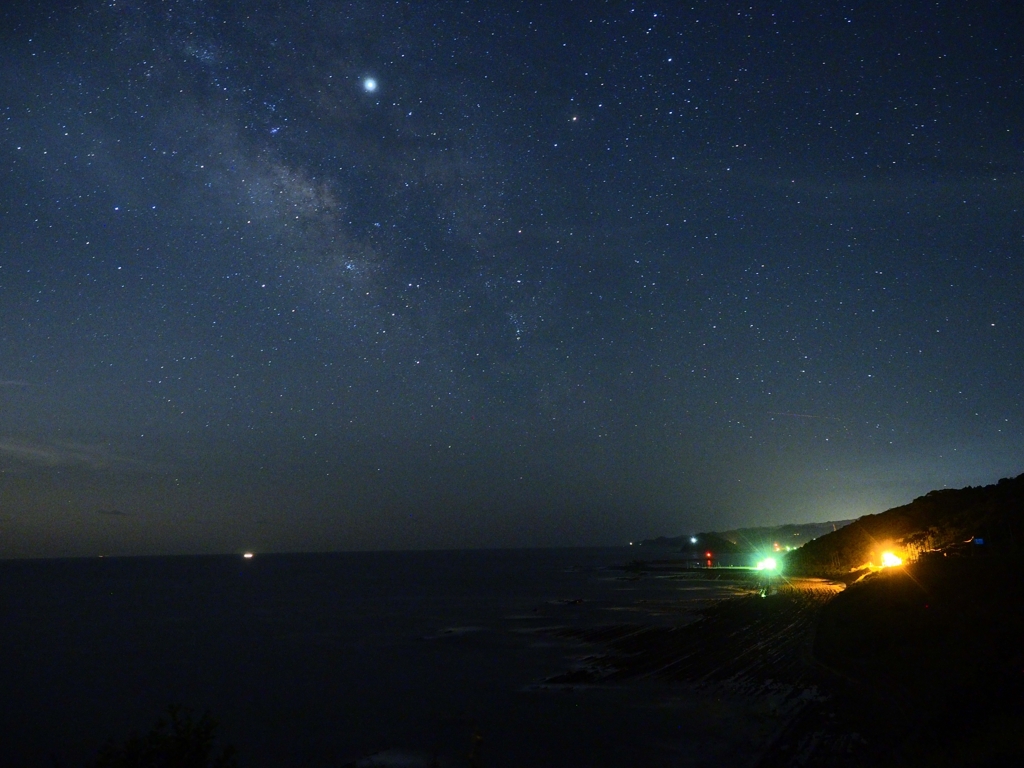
0,549 -> 772,767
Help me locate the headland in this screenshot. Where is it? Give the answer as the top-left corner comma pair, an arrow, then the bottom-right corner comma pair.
554,473 -> 1024,766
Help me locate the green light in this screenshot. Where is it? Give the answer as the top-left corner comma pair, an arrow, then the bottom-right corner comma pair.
756,557 -> 778,571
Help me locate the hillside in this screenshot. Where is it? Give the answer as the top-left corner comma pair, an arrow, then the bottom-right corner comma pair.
640,519 -> 854,554
783,473 -> 1024,578
754,475 -> 1024,765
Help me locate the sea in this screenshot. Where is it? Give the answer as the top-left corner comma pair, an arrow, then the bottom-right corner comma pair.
0,548 -> 775,767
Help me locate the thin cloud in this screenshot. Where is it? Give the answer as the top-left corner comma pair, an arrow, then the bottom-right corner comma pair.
0,438 -> 164,472
0,380 -> 31,387
0,440 -> 76,466
96,508 -> 128,517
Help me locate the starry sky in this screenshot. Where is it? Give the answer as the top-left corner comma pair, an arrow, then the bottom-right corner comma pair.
2,0 -> 1023,557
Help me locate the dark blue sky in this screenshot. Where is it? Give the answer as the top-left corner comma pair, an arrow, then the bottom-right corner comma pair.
2,0 -> 1022,557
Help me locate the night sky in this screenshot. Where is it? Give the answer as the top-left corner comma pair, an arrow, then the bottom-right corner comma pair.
2,1 -> 1022,557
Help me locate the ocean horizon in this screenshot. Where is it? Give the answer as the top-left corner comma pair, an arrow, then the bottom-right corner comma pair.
1,548 -> 776,767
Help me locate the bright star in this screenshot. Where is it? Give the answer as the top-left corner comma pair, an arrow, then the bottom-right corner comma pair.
363,77 -> 378,93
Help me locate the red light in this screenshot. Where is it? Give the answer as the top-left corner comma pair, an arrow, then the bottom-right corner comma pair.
705,551 -> 712,558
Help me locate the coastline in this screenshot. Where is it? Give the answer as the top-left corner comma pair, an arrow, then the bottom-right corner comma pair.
8,548 -> 1019,766
545,553 -> 1024,767
537,571 -> 877,766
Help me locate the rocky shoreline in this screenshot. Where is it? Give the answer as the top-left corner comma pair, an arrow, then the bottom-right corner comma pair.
541,555 -> 1024,767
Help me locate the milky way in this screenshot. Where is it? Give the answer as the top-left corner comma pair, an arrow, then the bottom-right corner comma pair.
1,1 -> 1022,556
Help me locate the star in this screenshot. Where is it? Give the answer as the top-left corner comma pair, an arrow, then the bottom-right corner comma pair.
1,0 -> 1020,557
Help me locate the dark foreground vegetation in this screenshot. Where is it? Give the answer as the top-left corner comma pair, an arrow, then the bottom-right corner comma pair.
86,706 -> 238,768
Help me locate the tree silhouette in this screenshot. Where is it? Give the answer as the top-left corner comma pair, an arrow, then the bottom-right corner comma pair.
90,705 -> 238,768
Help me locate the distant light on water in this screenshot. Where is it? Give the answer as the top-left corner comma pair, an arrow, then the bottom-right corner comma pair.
243,552 -> 254,559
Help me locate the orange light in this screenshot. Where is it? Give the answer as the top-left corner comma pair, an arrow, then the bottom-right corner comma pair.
880,552 -> 902,567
